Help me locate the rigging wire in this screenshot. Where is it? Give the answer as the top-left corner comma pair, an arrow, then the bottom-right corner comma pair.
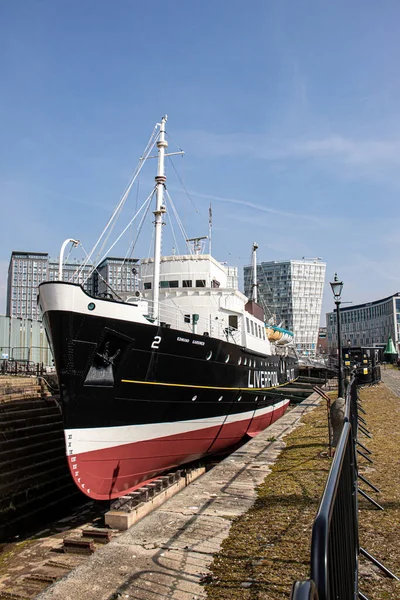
167,156 -> 198,213
63,243 -> 75,266
83,188 -> 156,284
123,188 -> 155,263
75,242 -> 123,301
164,189 -> 192,255
165,205 -> 180,256
78,124 -> 160,278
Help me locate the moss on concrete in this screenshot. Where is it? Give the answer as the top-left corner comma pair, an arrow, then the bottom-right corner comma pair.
206,382 -> 400,599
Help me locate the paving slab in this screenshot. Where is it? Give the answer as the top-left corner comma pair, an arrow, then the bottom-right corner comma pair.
380,368 -> 400,397
37,395 -> 321,600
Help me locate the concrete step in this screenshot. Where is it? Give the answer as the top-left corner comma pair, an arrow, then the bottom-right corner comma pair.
0,412 -> 62,433
0,437 -> 65,467
0,406 -> 61,423
0,459 -> 69,497
0,428 -> 64,453
0,397 -> 59,413
0,421 -> 64,444
0,444 -> 65,474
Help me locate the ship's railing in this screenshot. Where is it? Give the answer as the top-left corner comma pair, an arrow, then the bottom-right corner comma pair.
291,375 -> 398,600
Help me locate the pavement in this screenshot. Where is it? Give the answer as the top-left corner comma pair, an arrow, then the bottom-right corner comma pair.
37,396 -> 321,600
380,367 -> 400,397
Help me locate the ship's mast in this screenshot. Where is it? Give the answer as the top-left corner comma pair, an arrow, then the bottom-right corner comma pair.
152,115 -> 168,322
208,204 -> 212,255
252,242 -> 258,303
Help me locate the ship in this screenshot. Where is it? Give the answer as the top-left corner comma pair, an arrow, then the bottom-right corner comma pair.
38,116 -> 299,500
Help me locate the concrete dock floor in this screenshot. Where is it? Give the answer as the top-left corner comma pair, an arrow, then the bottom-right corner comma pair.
37,396 -> 321,600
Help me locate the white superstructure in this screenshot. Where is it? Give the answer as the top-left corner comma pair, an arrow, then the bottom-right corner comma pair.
140,254 -> 273,355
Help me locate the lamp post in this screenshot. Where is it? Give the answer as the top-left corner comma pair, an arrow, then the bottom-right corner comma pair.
330,273 -> 344,398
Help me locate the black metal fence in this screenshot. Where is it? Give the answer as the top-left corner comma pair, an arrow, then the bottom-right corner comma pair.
0,359 -> 46,376
291,374 -> 398,600
310,420 -> 358,600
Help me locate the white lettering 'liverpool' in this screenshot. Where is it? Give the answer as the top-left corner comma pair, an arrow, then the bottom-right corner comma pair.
247,370 -> 279,388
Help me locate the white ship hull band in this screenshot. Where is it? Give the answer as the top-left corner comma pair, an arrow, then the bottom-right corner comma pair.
66,400 -> 289,500
65,399 -> 289,456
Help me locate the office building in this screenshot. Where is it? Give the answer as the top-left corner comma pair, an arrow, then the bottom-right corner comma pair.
7,252 -> 49,320
6,251 -> 137,321
93,257 -> 140,300
326,293 -> 400,355
244,258 -> 326,356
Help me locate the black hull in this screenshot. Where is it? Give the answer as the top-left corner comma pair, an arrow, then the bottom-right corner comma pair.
42,305 -> 298,499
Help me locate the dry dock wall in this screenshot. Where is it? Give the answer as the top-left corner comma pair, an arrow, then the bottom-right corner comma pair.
0,395 -> 82,540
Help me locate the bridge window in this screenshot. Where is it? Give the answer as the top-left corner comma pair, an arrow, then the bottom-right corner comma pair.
196,280 -> 206,287
229,315 -> 238,330
183,280 -> 192,287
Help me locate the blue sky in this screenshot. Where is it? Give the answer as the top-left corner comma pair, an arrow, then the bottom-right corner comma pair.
1,0 -> 400,319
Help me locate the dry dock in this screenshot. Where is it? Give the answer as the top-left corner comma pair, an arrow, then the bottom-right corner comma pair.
35,397 -> 321,600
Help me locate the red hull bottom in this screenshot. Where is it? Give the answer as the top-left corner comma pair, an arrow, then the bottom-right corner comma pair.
67,402 -> 289,500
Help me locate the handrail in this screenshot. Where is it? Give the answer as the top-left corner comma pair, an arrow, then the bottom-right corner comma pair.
292,370 -> 397,600
310,421 -> 358,600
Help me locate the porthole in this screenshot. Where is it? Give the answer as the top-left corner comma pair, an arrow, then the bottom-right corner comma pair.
218,396 -> 223,402
87,302 -> 96,311
238,356 -> 242,366
192,395 -> 197,401
254,396 -> 258,402
253,360 -> 257,368
244,358 -> 247,366
263,395 -> 266,401
225,354 -> 230,363
237,395 -> 242,402
206,350 -> 212,361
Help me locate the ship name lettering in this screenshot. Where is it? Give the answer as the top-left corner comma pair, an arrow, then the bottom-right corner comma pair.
177,337 -> 189,343
248,370 -> 278,388
192,340 -> 205,346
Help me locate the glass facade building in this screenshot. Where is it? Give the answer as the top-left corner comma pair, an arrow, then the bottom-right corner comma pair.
244,259 -> 326,356
326,293 -> 400,355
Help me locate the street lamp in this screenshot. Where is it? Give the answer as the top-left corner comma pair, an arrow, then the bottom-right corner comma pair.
330,273 -> 344,397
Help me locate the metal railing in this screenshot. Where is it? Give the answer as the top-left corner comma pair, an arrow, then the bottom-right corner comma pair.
0,345 -> 52,366
291,581 -> 319,600
0,359 -> 46,376
310,420 -> 358,600
291,374 -> 398,600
